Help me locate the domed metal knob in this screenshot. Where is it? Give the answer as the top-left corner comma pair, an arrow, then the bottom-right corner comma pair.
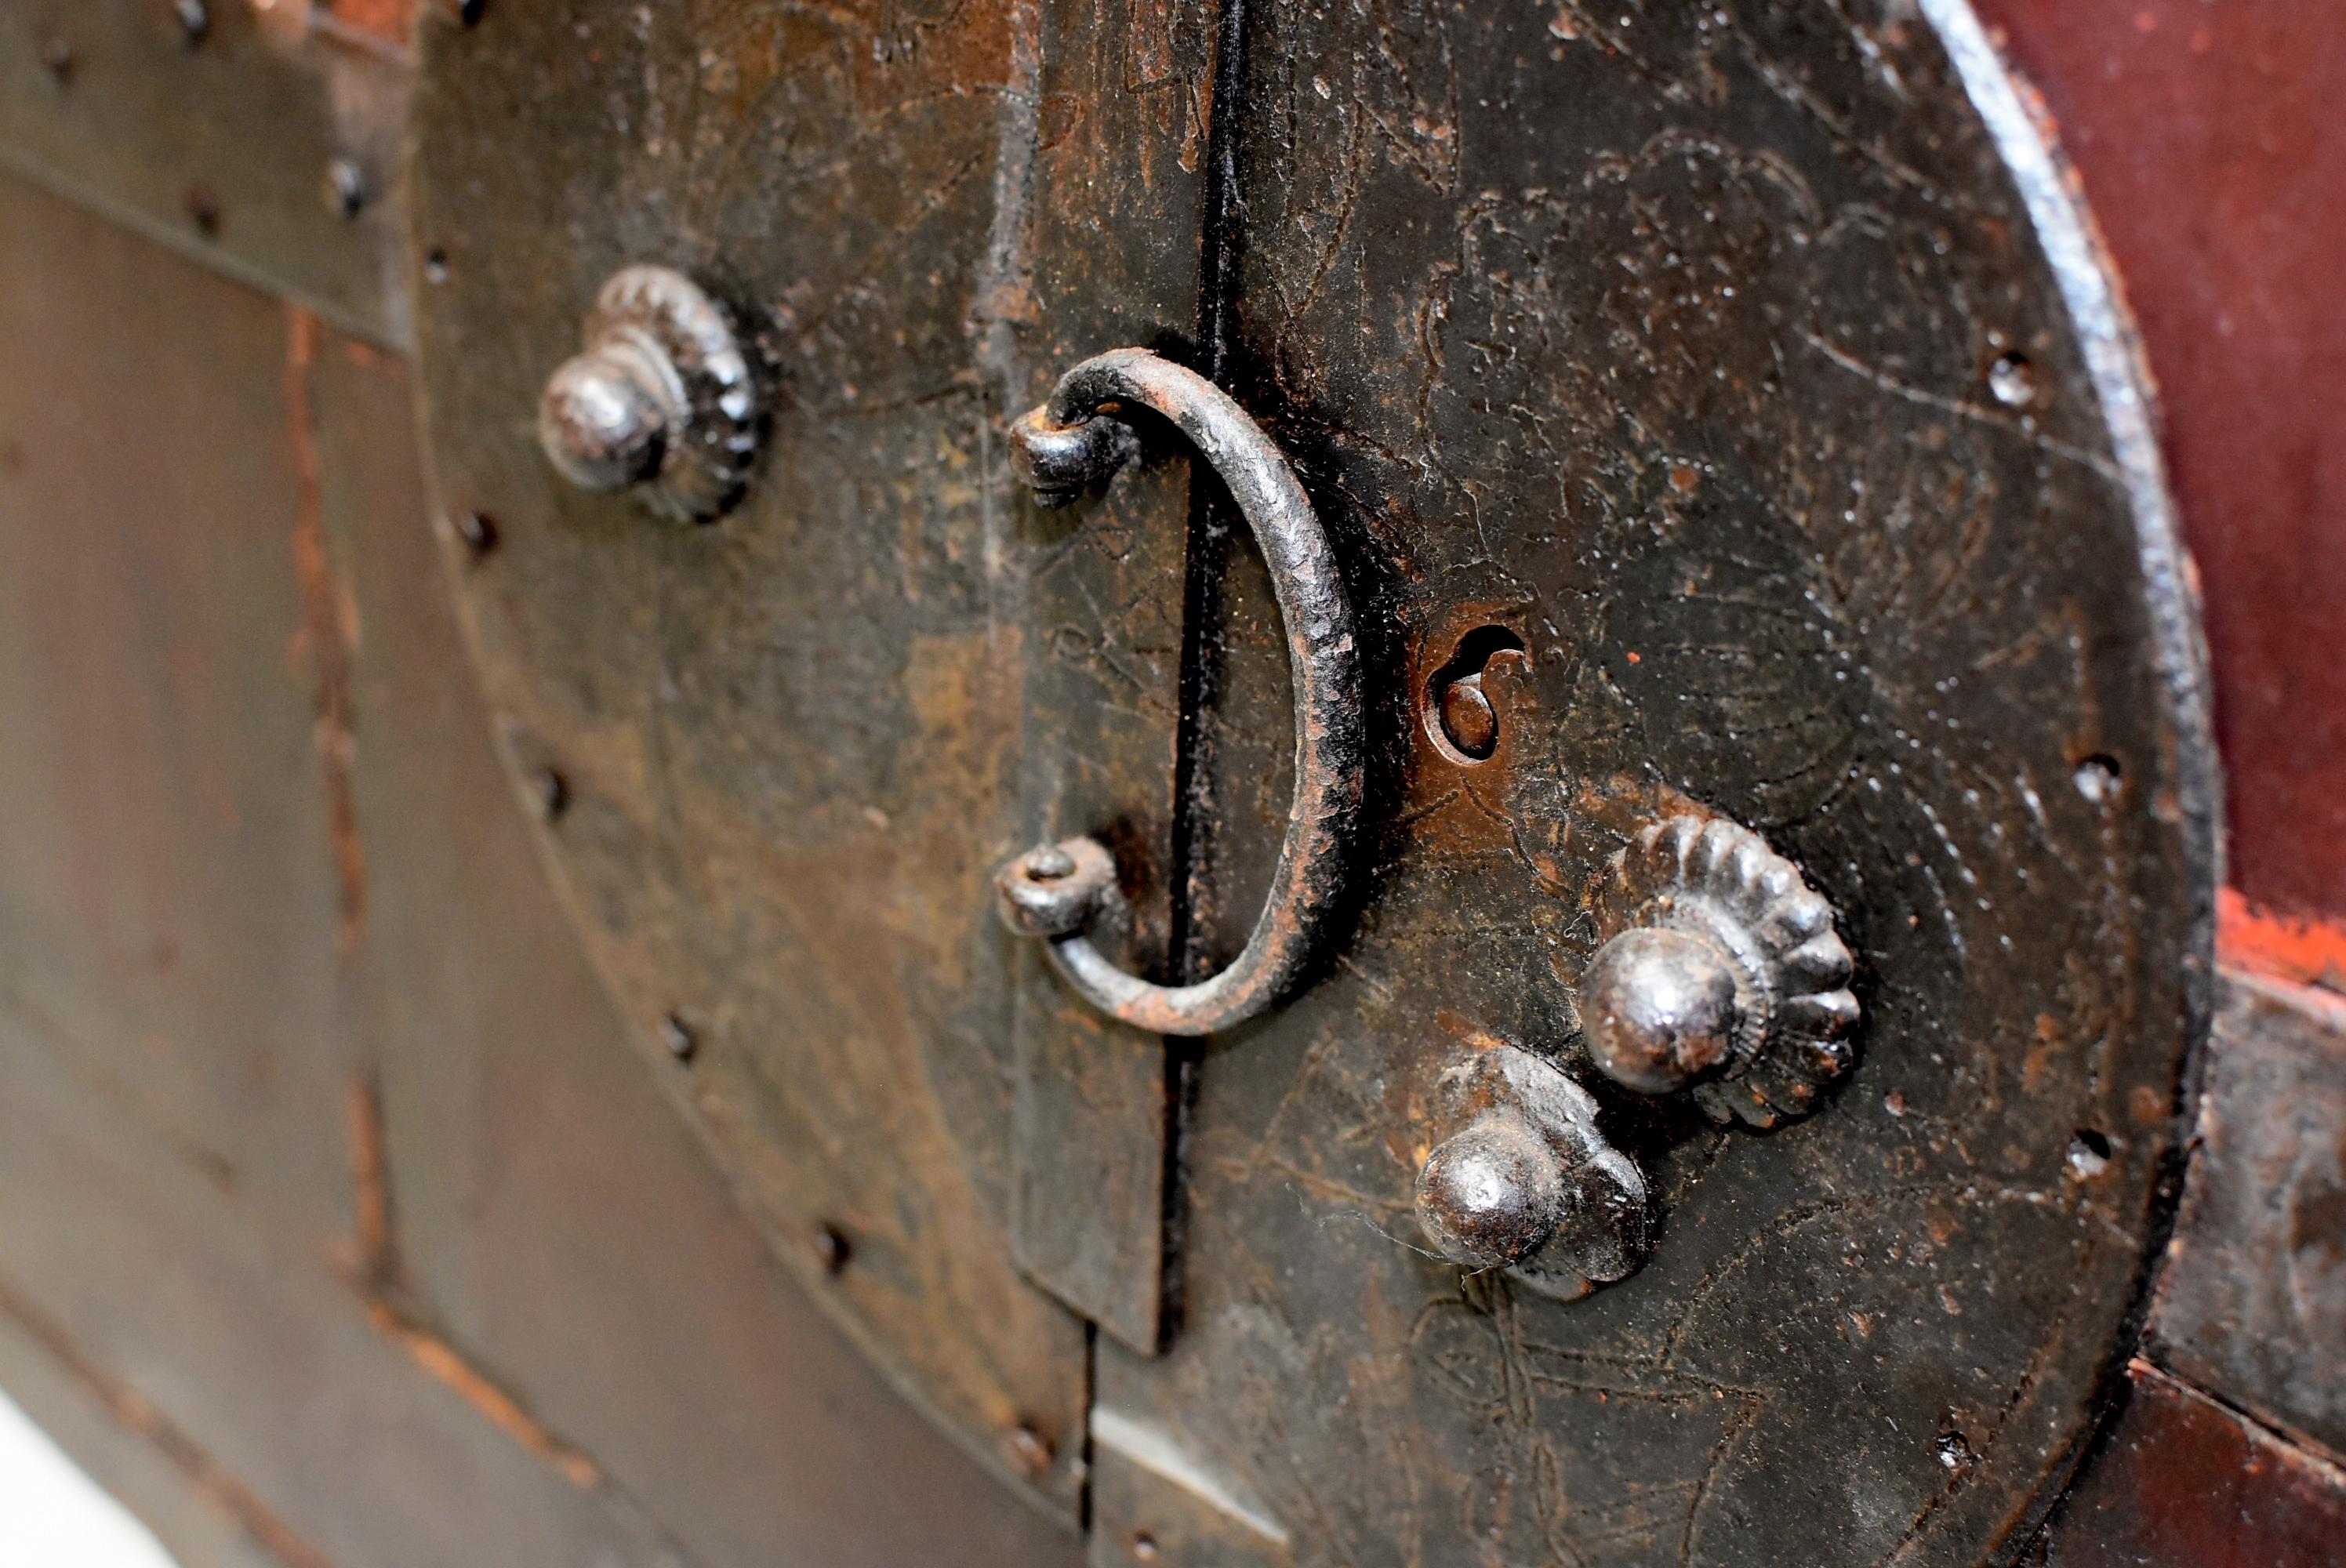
534,265 -> 762,523
1415,1113 -> 1568,1269
1582,815 -> 1861,1128
539,337 -> 677,493
1412,1045 -> 1650,1298
1582,925 -> 1741,1094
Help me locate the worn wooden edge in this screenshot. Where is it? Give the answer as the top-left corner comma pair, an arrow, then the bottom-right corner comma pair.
2218,887 -> 2346,997
0,1 -> 413,351
0,1284 -> 288,1568
2143,966 -> 2346,1464
2031,1360 -> 2346,1566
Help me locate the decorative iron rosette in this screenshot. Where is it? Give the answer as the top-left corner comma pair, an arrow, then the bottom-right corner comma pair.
1584,814 -> 1861,1129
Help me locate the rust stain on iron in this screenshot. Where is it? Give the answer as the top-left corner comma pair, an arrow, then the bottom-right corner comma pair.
0,1275 -> 335,1568
284,307 -> 368,957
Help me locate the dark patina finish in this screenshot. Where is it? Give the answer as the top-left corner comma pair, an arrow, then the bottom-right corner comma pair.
410,0 -> 1156,1515
1413,1042 -> 1651,1294
1581,814 -> 1860,1123
999,348 -> 1362,1038
408,0 -> 2224,1563
1091,2 -> 2217,1563
9,0 -> 2346,1565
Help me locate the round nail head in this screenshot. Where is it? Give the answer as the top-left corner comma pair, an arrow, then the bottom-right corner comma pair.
1582,925 -> 1740,1095
1414,1114 -> 1569,1270
1026,845 -> 1077,880
1437,675 -> 1498,759
539,350 -> 672,494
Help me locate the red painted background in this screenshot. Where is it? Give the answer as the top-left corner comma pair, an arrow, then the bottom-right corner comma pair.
1975,0 -> 2346,944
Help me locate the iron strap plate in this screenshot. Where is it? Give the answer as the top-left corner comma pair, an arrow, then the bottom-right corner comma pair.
407,2 -> 2216,1562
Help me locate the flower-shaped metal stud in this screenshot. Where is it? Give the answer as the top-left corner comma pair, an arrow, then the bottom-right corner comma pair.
1582,815 -> 1860,1128
537,265 -> 762,523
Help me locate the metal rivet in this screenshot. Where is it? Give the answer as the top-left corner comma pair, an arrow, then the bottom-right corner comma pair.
325,158 -> 368,220
1583,815 -> 1859,1126
452,510 -> 497,560
1131,1534 -> 1160,1562
541,348 -> 673,493
1582,925 -> 1741,1096
1004,1423 -> 1053,1482
994,837 -> 1116,940
812,1223 -> 851,1276
537,267 -> 761,521
532,766 -> 570,822
1988,351 -> 2036,408
423,248 -> 452,286
176,0 -> 210,45
1414,1113 -> 1571,1270
2073,753 -> 2121,804
1436,673 -> 1498,759
1414,1046 -> 1652,1295
40,38 -> 74,82
184,186 -> 222,238
658,1014 -> 696,1062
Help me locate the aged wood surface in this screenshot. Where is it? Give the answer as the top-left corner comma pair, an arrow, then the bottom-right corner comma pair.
0,165 -> 1079,1567
0,0 -> 412,349
4,0 -> 2333,1564
2034,1362 -> 2346,1567
1092,2 -> 2216,1563
2147,973 -> 2346,1461
0,167 -> 670,1566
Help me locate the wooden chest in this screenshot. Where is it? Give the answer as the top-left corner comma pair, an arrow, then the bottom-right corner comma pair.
0,2 -> 2337,1563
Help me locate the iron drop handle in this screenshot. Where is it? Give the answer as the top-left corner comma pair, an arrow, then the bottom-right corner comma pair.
993,350 -> 1363,1036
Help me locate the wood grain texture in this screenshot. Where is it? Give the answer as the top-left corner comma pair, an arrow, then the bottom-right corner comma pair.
0,169 -> 677,1568
2148,972 -> 2346,1461
0,164 -> 1082,1568
2037,1362 -> 2346,1568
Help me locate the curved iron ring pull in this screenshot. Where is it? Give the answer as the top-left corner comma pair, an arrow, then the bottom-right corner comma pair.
993,349 -> 1364,1036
